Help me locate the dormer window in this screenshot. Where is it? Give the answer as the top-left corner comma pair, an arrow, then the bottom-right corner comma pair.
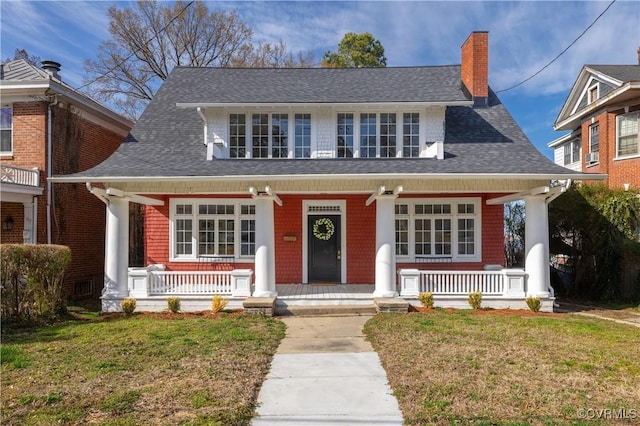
588,84 -> 599,103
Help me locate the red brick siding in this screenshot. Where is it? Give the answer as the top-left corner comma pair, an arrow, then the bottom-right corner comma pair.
1,101 -> 126,297
145,193 -> 505,284
144,195 -> 254,272
581,104 -> 640,189
274,195 -> 303,283
0,202 -> 25,243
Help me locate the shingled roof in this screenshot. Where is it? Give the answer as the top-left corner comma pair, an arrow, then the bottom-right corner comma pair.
60,65 -> 577,179
587,64 -> 640,83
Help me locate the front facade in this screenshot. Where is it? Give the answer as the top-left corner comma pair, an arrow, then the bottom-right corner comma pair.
549,63 -> 640,189
54,32 -> 603,312
0,59 -> 133,298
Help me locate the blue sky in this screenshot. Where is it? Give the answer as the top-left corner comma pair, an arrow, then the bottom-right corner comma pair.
1,0 -> 639,158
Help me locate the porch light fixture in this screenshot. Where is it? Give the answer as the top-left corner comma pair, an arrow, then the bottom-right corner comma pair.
2,215 -> 13,231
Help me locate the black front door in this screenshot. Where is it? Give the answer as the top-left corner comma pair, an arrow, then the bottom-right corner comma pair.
308,215 -> 341,283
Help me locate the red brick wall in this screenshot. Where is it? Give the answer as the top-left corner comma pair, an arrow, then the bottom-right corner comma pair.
144,195 -> 254,272
0,202 -> 25,243
461,31 -> 489,99
1,101 -> 126,297
581,104 -> 640,189
146,193 -> 505,284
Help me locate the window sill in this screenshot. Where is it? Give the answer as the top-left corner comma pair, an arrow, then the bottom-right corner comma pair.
585,162 -> 600,168
614,153 -> 640,161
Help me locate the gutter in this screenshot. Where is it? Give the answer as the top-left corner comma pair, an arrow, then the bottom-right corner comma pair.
50,171 -> 608,184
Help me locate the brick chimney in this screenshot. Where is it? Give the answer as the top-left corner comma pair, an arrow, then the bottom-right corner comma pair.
461,31 -> 489,108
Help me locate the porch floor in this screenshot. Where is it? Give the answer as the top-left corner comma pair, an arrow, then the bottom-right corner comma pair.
275,284 -> 375,300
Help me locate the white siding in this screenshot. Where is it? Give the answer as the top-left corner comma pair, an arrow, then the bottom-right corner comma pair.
202,105 -> 447,159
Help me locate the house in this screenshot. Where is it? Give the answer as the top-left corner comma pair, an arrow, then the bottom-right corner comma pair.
549,59 -> 640,189
53,32 -> 604,313
0,59 -> 133,298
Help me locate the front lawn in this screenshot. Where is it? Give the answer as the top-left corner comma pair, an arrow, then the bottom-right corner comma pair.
364,310 -> 640,425
1,311 -> 285,425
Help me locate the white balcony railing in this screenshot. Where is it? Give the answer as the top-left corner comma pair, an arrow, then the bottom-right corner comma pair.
128,265 -> 252,298
0,165 -> 40,187
398,268 -> 527,298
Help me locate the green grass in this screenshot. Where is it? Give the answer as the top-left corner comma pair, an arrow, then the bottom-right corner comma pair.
364,310 -> 640,425
1,311 -> 285,425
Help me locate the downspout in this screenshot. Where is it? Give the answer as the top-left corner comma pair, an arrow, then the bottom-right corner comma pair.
196,107 -> 207,146
46,96 -> 58,244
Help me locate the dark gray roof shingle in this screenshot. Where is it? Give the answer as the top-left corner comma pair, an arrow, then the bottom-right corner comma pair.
169,66 -> 468,104
62,65 -> 576,179
588,64 -> 640,83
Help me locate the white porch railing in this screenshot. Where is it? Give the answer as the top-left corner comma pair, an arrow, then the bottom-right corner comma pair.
0,165 -> 40,187
128,265 -> 252,298
149,271 -> 233,294
398,268 -> 527,298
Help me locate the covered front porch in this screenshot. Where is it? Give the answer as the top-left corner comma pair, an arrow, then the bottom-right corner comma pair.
78,176 -> 567,314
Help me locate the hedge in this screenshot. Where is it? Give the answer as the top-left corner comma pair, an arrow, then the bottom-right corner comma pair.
0,244 -> 71,323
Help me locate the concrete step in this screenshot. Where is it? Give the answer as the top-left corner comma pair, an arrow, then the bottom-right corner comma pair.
275,304 -> 378,316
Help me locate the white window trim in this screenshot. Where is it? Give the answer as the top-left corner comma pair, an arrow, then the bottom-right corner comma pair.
588,83 -> 599,104
563,139 -> 581,166
615,111 -> 640,160
335,109 -> 424,158
169,198 -> 255,262
227,110 -> 316,159
589,123 -> 599,153
0,106 -> 13,155
395,197 -> 482,263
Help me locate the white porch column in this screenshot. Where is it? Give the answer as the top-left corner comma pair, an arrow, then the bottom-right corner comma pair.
524,195 -> 550,297
22,198 -> 36,244
253,196 -> 277,297
373,195 -> 398,297
103,197 -> 130,305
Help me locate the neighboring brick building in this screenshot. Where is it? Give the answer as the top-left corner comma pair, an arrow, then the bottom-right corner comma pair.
549,63 -> 640,189
0,59 -> 133,298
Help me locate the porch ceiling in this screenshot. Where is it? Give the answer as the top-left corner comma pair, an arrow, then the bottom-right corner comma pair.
98,176 -> 560,196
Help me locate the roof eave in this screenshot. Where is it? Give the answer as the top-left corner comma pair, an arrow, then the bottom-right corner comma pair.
50,172 -> 608,184
553,81 -> 640,131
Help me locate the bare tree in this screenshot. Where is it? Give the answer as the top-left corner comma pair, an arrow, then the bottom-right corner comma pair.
232,39 -> 315,68
84,1 -> 314,119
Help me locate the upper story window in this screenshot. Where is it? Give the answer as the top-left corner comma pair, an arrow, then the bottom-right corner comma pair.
171,199 -> 255,261
589,123 -> 599,153
295,114 -> 311,158
1,107 -> 12,154
617,112 -> 639,157
336,111 -> 420,158
337,113 -> 354,157
229,114 -> 246,158
229,112 -> 311,159
403,113 -> 420,158
380,113 -> 397,158
588,84 -> 599,103
360,113 -> 376,158
394,198 -> 481,262
563,139 -> 581,165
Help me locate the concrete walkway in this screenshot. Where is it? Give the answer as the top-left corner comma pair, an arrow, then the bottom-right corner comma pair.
252,315 -> 404,425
